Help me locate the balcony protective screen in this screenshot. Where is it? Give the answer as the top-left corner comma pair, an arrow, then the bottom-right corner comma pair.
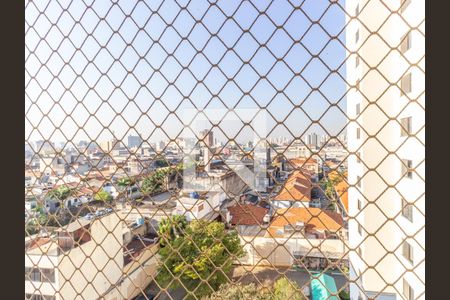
25,0 -> 425,299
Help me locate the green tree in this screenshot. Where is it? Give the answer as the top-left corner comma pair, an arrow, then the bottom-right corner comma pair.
118,177 -> 134,189
206,282 -> 271,300
94,189 -> 113,202
141,168 -> 170,194
205,278 -> 305,300
158,215 -> 188,247
273,277 -> 304,300
156,220 -> 246,299
47,185 -> 73,200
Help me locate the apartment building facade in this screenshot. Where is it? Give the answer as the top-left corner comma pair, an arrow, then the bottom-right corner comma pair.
25,213 -> 159,300
346,0 -> 425,299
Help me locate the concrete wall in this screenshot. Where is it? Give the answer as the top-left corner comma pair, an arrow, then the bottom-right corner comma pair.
57,214 -> 124,300
105,245 -> 160,300
238,236 -> 348,267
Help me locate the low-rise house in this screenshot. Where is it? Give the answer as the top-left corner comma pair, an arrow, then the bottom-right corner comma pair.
286,158 -> 320,181
224,204 -> 270,236
267,207 -> 345,239
25,213 -> 160,300
172,191 -> 226,221
237,207 -> 348,269
272,170 -> 312,209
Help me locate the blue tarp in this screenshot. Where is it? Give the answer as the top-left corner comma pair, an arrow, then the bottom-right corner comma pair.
310,273 -> 339,300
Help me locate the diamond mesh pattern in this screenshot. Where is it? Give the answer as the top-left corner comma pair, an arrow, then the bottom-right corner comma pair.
25,0 -> 425,299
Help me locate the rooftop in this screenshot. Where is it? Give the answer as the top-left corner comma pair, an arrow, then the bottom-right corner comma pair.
227,204 -> 269,226
123,233 -> 158,265
273,170 -> 312,202
289,158 -> 318,167
268,207 -> 344,238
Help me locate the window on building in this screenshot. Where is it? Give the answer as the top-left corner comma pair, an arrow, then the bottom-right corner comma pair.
357,199 -> 362,210
358,223 -> 363,235
25,267 -> 55,283
30,268 -> 41,282
357,246 -> 362,257
355,29 -> 359,43
356,79 -> 360,89
357,176 -> 362,188
402,199 -> 413,222
400,0 -> 412,14
403,279 -> 414,300
357,152 -> 361,163
41,268 -> 55,283
402,241 -> 414,263
198,203 -> 204,212
401,73 -> 412,95
400,31 -> 412,53
355,4 -> 360,16
401,159 -> 413,179
355,55 -> 360,67
356,103 -> 361,115
356,127 -> 361,139
400,117 -> 412,136
26,295 -> 56,300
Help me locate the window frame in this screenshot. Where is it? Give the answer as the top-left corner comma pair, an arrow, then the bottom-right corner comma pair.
400,31 -> 412,53
403,278 -> 414,300
400,0 -> 412,14
401,159 -> 413,179
401,73 -> 412,95
402,241 -> 414,264
402,199 -> 413,222
400,116 -> 412,137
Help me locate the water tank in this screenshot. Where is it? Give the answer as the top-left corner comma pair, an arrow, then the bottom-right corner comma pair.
136,217 -> 144,226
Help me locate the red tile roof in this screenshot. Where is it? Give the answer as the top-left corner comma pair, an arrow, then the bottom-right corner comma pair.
228,204 -> 269,226
268,207 -> 344,237
289,158 -> 318,168
273,170 -> 312,202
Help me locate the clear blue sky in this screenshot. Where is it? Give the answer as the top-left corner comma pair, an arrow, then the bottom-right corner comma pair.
25,0 -> 348,146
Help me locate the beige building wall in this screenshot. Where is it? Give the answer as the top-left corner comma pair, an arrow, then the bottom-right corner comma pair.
238,236 -> 348,268
57,214 -> 124,300
346,0 -> 425,299
104,245 -> 160,300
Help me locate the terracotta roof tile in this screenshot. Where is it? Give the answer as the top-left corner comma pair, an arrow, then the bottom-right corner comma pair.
228,204 -> 269,226
268,207 -> 343,237
273,170 -> 312,202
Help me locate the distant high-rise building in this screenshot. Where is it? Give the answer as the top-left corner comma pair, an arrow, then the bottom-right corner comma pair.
200,129 -> 214,148
78,140 -> 89,148
307,133 -> 318,148
100,137 -> 122,153
127,135 -> 142,149
158,141 -> 166,151
34,140 -> 55,154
